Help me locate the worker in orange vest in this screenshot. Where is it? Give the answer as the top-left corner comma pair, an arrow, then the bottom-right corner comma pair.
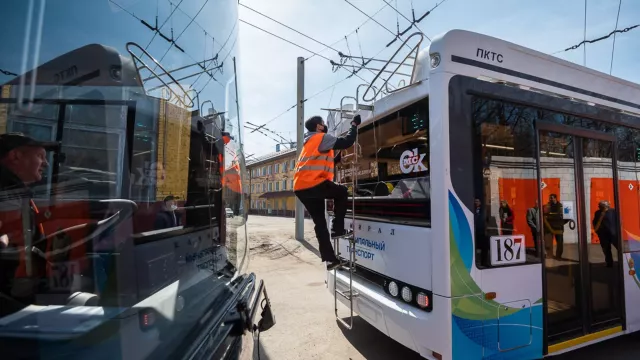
294,115 -> 360,270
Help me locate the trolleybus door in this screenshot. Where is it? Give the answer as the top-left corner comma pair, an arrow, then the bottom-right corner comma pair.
536,122 -> 624,351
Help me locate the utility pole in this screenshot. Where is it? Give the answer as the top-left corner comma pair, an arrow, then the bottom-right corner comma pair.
295,57 -> 305,241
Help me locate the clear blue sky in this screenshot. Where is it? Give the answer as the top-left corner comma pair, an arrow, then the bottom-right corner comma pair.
238,0 -> 640,157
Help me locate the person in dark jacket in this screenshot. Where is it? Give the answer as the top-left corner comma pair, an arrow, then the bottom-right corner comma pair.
0,133 -> 58,316
154,195 -> 182,230
592,200 -> 618,267
499,200 -> 514,235
526,200 -> 540,254
543,193 -> 568,259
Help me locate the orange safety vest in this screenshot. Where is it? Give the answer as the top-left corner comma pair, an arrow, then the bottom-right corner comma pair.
293,133 -> 334,191
223,163 -> 242,193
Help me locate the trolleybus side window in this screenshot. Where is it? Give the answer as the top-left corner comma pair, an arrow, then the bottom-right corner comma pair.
339,97 -> 430,225
471,95 -> 640,267
472,97 -> 541,267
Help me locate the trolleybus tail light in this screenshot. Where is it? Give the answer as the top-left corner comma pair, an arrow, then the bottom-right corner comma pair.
388,281 -> 399,297
401,286 -> 413,303
416,292 -> 429,308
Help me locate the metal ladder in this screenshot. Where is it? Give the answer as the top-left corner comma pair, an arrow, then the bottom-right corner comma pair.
330,95 -> 365,330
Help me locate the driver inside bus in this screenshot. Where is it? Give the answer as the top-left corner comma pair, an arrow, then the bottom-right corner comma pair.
294,115 -> 360,270
0,132 -> 59,316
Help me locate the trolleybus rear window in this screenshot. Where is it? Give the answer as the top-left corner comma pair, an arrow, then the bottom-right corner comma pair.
337,97 -> 430,226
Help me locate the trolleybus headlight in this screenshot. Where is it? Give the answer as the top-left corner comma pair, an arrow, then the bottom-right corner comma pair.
401,286 -> 412,303
416,292 -> 429,308
388,281 -> 399,297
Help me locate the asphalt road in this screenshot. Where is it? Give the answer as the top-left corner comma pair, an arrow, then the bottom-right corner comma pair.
246,215 -> 640,359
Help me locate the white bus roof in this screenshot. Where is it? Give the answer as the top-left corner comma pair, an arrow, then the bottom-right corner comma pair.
353,29 -> 640,130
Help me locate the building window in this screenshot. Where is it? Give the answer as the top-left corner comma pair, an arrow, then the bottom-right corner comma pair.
267,165 -> 272,175
275,163 -> 279,173
283,179 -> 287,190
262,183 -> 266,192
283,161 -> 288,172
276,181 -> 280,191
290,159 -> 295,170
290,179 -> 294,188
268,182 -> 273,191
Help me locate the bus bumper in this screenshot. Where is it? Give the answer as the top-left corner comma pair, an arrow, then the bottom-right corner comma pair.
327,269 -> 443,360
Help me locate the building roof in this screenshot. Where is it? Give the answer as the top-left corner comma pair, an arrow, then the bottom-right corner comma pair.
246,147 -> 297,167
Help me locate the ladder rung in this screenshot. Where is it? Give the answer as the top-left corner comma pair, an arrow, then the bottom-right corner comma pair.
335,289 -> 358,300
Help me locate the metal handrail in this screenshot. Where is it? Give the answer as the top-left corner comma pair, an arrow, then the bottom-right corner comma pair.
361,32 -> 424,102
126,42 -> 194,109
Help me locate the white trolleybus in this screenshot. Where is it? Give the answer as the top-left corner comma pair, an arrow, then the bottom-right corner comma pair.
327,29 -> 640,360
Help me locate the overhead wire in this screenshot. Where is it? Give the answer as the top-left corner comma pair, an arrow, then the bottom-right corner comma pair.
239,3 -> 341,55
382,0 -> 433,42
239,19 -> 333,62
238,17 -> 373,97
583,0 -> 587,66
609,0 -> 623,75
144,0 -> 186,50
110,0 -> 225,99
238,3 -> 374,82
305,3 -> 391,62
343,0 -> 396,39
196,20 -> 239,95
153,0 -> 211,69
553,23 -> 639,54
0,68 -> 18,76
108,0 -> 144,21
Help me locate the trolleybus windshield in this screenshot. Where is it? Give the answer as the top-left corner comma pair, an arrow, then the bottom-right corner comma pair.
0,1 -> 256,359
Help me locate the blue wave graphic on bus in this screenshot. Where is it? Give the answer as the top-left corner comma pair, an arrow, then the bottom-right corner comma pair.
448,191 -> 542,359
448,191 -> 473,272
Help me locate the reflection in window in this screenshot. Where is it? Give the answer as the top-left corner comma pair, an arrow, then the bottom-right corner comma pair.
337,98 -> 429,224
472,97 -> 540,267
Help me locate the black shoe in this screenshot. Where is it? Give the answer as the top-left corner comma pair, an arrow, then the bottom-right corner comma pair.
326,260 -> 342,271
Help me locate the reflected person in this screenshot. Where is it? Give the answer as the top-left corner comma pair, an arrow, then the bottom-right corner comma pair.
544,193 -> 568,259
0,133 -> 58,316
592,200 -> 618,268
499,200 -> 514,236
526,200 -> 540,254
154,195 -> 182,230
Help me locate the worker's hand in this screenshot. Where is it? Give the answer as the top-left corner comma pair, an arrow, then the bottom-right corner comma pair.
351,114 -> 361,127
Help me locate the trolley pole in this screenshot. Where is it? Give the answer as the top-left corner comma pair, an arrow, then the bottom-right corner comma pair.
295,57 -> 305,240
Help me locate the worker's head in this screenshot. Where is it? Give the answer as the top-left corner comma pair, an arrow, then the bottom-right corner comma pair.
305,116 -> 327,133
163,195 -> 178,211
474,198 -> 481,208
599,200 -> 610,210
0,133 -> 58,184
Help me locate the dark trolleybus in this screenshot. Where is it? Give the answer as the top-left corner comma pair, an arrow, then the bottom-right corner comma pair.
0,1 -> 272,359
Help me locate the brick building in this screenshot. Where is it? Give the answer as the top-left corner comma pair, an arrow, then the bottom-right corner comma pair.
247,147 -> 300,216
